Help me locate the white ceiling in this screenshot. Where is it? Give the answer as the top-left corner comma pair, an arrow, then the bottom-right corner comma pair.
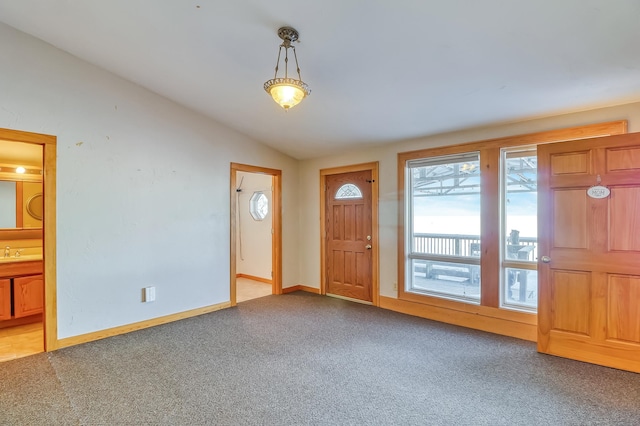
0,1 -> 639,159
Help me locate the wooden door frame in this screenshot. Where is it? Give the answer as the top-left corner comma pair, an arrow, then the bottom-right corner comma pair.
320,162 -> 379,306
230,163 -> 282,306
0,127 -> 57,351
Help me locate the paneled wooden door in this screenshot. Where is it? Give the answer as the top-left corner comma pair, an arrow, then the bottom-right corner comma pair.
538,133 -> 640,373
325,170 -> 373,302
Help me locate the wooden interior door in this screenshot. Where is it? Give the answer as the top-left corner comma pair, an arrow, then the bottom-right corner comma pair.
325,170 -> 373,302
538,133 -> 640,372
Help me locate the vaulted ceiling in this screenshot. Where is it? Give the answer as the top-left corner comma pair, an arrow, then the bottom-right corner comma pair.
1,1 -> 639,159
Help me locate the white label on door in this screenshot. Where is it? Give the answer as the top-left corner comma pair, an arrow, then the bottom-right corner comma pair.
587,185 -> 610,199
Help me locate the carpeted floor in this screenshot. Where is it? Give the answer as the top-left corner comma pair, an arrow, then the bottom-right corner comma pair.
1,292 -> 639,425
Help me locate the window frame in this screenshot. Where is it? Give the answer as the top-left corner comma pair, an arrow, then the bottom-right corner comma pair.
249,191 -> 269,221
500,146 -> 539,312
397,121 -> 627,328
405,152 -> 482,304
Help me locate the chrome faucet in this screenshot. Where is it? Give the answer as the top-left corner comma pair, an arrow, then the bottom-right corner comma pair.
3,246 -> 9,258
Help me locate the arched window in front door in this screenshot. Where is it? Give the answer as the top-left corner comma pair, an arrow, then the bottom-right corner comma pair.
335,183 -> 363,200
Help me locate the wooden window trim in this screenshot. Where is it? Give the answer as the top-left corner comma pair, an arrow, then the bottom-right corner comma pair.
396,120 -> 627,339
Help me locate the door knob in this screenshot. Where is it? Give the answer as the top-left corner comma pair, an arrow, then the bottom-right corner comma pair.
541,256 -> 551,263
365,244 -> 372,250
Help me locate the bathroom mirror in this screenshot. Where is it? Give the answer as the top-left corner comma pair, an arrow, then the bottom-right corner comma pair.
0,180 -> 43,229
0,181 -> 17,228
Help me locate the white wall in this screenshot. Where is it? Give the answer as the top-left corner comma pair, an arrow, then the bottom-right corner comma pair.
298,102 -> 640,298
0,22 -> 299,339
3,19 -> 639,340
236,171 -> 272,280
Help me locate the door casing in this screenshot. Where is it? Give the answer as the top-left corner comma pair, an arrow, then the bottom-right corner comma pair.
230,163 -> 282,306
320,162 -> 379,306
0,127 -> 57,351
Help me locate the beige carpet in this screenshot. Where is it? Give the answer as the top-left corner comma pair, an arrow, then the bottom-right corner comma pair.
1,292 -> 639,425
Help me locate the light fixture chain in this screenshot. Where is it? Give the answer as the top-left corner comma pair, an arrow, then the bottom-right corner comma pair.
291,46 -> 303,80
283,44 -> 289,79
273,46 -> 283,79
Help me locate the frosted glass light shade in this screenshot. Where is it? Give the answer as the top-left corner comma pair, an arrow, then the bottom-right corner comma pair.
270,84 -> 305,110
264,77 -> 310,110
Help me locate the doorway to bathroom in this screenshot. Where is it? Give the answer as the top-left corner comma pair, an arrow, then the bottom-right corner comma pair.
0,127 -> 57,361
230,163 -> 282,305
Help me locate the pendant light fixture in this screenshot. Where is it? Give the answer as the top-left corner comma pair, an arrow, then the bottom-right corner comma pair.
264,26 -> 311,111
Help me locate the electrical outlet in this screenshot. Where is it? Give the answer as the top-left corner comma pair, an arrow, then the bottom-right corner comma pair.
393,282 -> 397,291
143,286 -> 156,303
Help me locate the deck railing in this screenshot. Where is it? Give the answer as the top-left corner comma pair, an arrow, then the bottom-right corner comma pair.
413,233 -> 537,259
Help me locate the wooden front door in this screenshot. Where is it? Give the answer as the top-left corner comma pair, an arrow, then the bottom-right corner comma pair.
538,132 -> 640,372
325,170 -> 373,302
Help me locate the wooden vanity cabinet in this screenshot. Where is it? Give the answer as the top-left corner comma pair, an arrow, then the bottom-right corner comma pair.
0,260 -> 44,321
14,274 -> 44,318
0,278 -> 10,320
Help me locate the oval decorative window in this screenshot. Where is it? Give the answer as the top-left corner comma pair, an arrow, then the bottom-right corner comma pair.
249,191 -> 269,221
335,183 -> 363,200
